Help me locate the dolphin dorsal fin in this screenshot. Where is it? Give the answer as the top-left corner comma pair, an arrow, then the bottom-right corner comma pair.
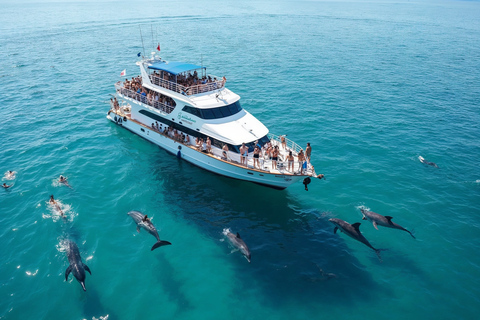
237,232 -> 241,239
385,216 -> 394,223
351,223 -> 361,231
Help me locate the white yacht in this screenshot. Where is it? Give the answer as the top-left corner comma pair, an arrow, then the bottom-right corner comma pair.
107,51 -> 319,189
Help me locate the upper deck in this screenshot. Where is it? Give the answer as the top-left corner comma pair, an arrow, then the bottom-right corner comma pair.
143,58 -> 226,96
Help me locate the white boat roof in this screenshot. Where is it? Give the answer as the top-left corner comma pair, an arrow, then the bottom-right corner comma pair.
200,111 -> 268,145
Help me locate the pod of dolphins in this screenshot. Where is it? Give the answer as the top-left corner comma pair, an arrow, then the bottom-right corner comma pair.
329,207 -> 415,261
8,155 -> 432,292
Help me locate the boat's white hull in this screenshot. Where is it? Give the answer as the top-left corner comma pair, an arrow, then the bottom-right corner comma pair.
107,113 -> 305,189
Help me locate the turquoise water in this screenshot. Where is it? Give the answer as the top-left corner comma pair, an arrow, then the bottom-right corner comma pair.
1,0 -> 479,319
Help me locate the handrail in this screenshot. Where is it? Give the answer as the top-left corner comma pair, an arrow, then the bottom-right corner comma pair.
149,74 -> 225,95
115,82 -> 175,114
267,133 -> 303,154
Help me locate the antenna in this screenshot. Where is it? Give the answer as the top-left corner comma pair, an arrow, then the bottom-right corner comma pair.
139,26 -> 146,58
151,25 -> 154,51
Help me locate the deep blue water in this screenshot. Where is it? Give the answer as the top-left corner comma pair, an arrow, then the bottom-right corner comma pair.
1,0 -> 479,319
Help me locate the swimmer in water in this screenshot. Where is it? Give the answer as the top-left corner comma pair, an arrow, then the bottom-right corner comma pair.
2,183 -> 11,189
142,215 -> 151,223
49,195 -> 64,216
4,170 -> 16,179
58,175 -> 72,188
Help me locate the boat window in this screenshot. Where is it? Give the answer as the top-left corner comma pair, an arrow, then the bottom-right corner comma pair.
202,109 -> 215,120
181,101 -> 243,120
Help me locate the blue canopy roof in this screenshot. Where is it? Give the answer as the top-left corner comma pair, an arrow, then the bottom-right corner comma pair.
148,61 -> 205,75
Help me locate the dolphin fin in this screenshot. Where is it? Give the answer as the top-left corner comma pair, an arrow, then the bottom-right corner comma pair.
333,226 -> 338,234
351,223 -> 361,231
65,265 -> 72,281
237,232 -> 241,239
373,221 -> 379,230
83,263 -> 92,275
151,240 -> 172,251
385,216 -> 394,224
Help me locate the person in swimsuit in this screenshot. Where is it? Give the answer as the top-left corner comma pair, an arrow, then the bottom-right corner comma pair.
281,135 -> 287,150
2,183 -> 11,189
49,195 -> 64,216
287,151 -> 294,172
305,143 -> 312,162
222,144 -> 229,160
142,215 -> 151,223
271,146 -> 279,170
297,150 -> 306,174
239,143 -> 248,166
253,145 -> 261,169
206,137 -> 212,153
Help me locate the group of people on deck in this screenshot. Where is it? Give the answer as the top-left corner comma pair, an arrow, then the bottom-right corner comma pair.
151,70 -> 225,94
151,121 -> 191,144
120,77 -> 176,111
147,120 -> 313,174
238,139 -> 312,174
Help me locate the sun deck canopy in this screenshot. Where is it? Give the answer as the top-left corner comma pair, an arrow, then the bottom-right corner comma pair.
148,61 -> 205,75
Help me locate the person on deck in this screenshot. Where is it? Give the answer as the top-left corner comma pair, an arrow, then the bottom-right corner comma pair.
253,145 -> 261,169
305,143 -> 312,162
240,143 -> 248,166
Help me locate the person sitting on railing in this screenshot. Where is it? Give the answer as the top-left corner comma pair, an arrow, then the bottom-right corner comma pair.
240,143 -> 248,166
271,146 -> 280,170
185,135 -> 191,145
163,126 -> 168,135
201,139 -> 208,153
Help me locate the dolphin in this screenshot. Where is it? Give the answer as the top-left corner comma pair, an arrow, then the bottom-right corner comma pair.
127,210 -> 171,251
64,240 -> 91,291
419,156 -> 438,168
224,229 -> 251,263
360,208 -> 415,239
329,218 -> 385,260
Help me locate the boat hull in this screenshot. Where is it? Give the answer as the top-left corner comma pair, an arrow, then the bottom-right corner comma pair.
107,113 -> 305,190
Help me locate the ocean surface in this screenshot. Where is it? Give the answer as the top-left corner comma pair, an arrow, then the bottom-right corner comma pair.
1,0 -> 479,319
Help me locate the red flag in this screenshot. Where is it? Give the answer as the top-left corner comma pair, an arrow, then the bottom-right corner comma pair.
157,43 -> 161,51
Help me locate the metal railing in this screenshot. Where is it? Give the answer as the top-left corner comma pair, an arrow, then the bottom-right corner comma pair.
115,82 -> 175,114
267,133 -> 304,154
149,74 -> 225,95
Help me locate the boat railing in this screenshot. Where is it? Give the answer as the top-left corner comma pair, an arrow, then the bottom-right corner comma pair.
115,82 -> 175,114
268,133 -> 304,154
149,74 -> 225,96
